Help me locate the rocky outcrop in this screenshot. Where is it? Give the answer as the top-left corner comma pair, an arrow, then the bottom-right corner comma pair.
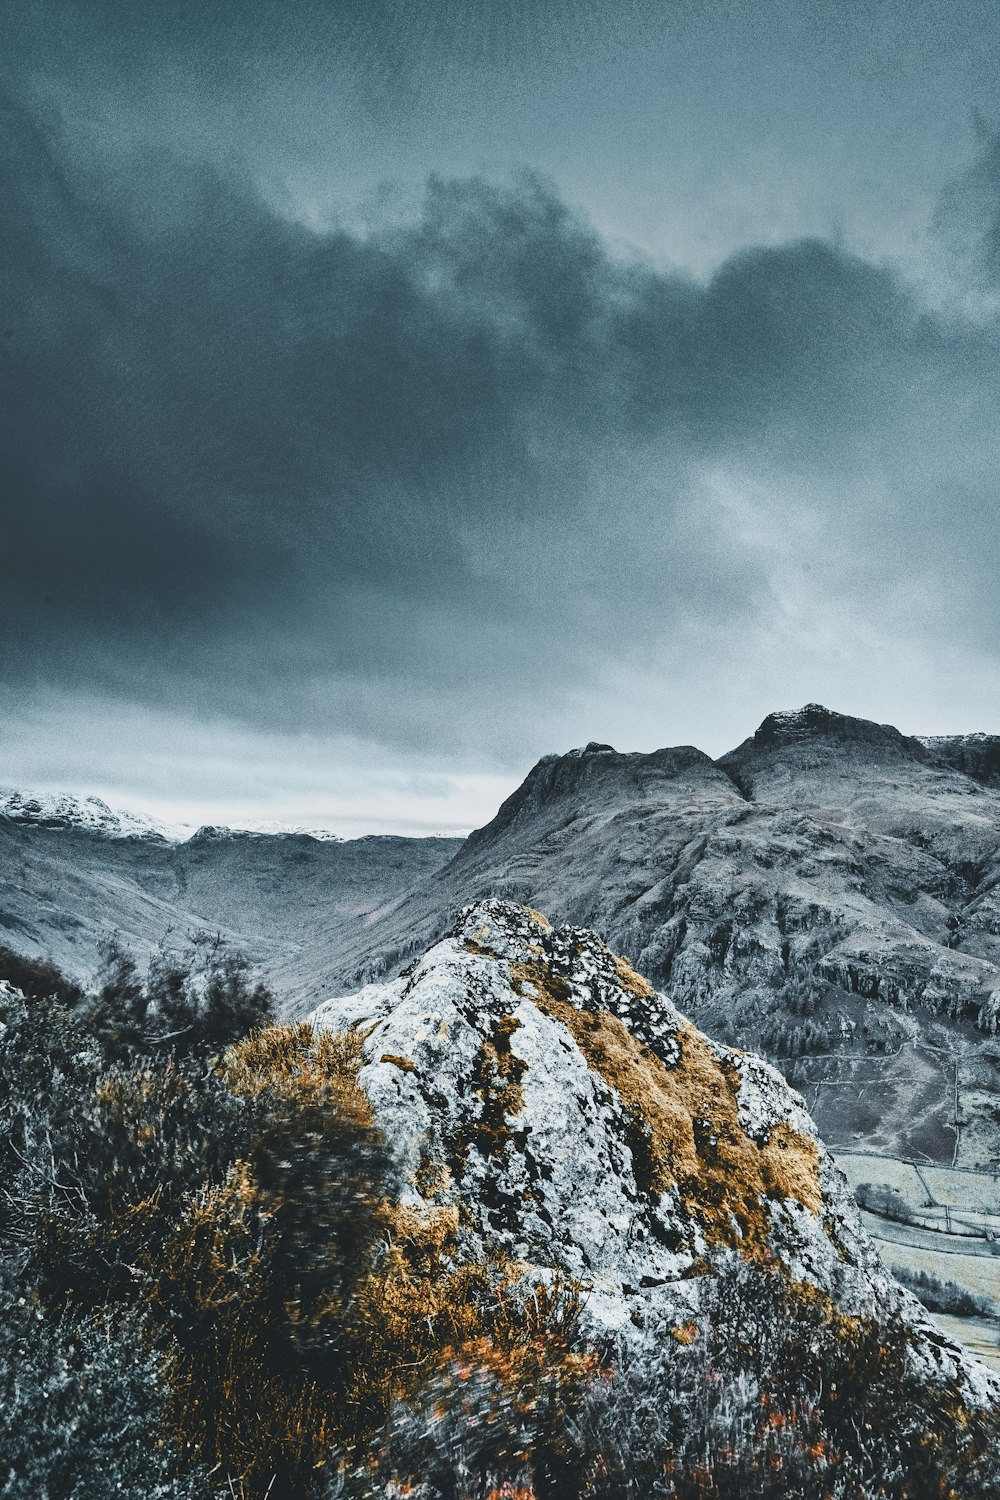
310,901 -> 999,1405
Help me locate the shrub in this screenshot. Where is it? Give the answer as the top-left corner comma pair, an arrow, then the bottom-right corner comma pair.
369,1322 -> 601,1500
0,1276 -> 218,1500
343,1207 -> 558,1439
0,980 -> 104,1267
854,1181 -> 917,1224
572,1258 -> 1000,1500
30,1060 -> 250,1308
147,1025 -> 397,1497
0,944 -> 81,1004
92,935 -> 275,1057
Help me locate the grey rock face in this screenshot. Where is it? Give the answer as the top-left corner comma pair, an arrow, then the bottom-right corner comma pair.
311,900 -> 999,1403
919,732 -> 1000,790
289,706 -> 1000,1169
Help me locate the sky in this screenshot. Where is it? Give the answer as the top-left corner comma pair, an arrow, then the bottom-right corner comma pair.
2,0 -> 1000,835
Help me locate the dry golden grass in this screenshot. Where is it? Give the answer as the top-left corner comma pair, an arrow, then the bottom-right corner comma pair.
148,1018 -> 586,1493
510,957 -> 821,1250
379,1052 -> 416,1072
612,952 -> 655,999
223,1022 -> 367,1102
346,1203 -> 520,1433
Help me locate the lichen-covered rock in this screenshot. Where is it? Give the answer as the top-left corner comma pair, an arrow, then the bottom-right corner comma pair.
311,899 -> 999,1407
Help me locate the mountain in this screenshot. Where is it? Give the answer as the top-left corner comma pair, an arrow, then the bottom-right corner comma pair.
0,787 -> 177,840
10,703 -> 1000,1170
282,706 -> 1000,1172
0,804 -> 462,984
311,899 -> 999,1406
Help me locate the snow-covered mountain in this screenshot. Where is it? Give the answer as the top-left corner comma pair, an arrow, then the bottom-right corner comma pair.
0,787 -> 179,841
0,793 -> 462,984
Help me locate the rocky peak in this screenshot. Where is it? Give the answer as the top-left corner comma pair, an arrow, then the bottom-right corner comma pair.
725,702 -> 928,760
310,900 -> 997,1400
464,742 -> 738,852
715,703 -> 941,802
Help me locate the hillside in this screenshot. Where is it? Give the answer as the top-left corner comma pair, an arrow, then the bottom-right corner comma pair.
0,804 -> 461,982
282,706 -> 1000,1171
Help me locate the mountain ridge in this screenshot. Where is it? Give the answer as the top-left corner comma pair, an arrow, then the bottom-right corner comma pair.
8,703 -> 1000,1173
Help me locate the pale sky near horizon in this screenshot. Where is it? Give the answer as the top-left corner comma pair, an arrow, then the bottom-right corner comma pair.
3,1 -> 1000,834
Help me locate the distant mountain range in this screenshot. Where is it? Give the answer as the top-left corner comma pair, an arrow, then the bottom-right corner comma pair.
0,786 -> 403,843
6,703 -> 1000,1170
0,795 -> 462,983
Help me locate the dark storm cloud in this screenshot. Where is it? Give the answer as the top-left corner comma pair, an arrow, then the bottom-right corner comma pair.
933,118 -> 1000,287
3,75 -> 1000,755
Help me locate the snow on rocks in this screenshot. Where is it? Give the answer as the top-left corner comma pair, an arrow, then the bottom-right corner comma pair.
0,787 -> 175,841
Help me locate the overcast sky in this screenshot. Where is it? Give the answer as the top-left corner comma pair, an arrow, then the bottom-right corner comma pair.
2,0 -> 1000,834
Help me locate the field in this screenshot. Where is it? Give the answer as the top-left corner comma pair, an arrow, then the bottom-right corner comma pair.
835,1151 -> 1000,1373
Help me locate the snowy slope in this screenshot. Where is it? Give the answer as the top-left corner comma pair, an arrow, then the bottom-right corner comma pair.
0,787 -> 178,841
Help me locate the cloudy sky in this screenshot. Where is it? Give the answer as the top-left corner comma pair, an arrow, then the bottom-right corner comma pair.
2,0 -> 1000,834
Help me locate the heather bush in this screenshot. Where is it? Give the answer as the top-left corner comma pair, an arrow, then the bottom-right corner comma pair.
150,1029 -> 398,1494
0,969 -> 250,1300
571,1258 -> 1000,1500
358,1300 -> 601,1500
0,1276 -> 218,1500
356,1258 -> 1000,1500
30,1060 -> 249,1307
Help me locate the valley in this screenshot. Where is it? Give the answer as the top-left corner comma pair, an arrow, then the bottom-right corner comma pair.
836,1150 -> 1000,1371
